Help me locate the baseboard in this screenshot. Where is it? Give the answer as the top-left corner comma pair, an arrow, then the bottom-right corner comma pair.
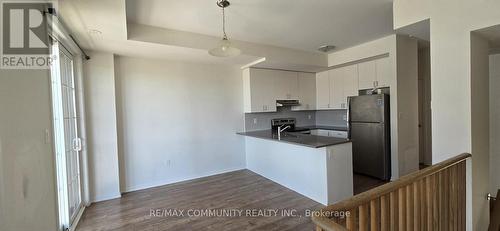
92,193 -> 122,203
122,167 -> 245,193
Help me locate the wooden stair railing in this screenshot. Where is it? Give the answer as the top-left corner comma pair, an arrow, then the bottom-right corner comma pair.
312,153 -> 471,231
489,189 -> 500,231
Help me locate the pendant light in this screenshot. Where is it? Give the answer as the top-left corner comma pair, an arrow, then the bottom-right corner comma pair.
209,0 -> 241,57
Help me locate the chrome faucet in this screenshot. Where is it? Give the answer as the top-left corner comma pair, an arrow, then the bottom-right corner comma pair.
277,125 -> 291,140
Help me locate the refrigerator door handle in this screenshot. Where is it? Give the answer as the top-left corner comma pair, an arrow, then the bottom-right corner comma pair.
347,97 -> 351,139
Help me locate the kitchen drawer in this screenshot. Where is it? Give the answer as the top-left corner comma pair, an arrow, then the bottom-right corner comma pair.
310,129 -> 330,136
310,129 -> 348,138
328,130 -> 348,139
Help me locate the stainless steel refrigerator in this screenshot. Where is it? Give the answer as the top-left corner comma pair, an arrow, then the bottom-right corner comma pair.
348,94 -> 391,181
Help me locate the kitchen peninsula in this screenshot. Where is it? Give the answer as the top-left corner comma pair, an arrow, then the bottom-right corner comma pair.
238,128 -> 353,205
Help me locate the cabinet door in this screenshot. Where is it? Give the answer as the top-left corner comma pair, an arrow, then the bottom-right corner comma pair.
329,68 -> 344,109
316,71 -> 330,109
376,57 -> 391,87
343,65 -> 359,107
251,69 -> 276,112
292,72 -> 316,111
288,72 -> 299,99
358,60 -> 376,90
329,130 -> 348,138
273,70 -> 289,100
287,71 -> 299,100
273,70 -> 299,100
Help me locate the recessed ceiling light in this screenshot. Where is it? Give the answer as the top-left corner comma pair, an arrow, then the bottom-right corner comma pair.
318,45 -> 336,53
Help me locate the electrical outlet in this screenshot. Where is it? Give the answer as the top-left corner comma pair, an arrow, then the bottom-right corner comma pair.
253,118 -> 257,124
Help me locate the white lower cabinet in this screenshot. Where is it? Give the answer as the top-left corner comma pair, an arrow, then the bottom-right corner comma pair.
329,130 -> 348,139
310,129 -> 348,139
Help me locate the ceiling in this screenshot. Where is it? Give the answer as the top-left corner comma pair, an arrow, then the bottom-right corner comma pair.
126,0 -> 394,53
59,0 -> 396,70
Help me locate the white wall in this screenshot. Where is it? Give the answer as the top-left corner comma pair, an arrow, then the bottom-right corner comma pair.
0,69 -> 58,231
83,52 -> 121,202
396,36 -> 420,176
393,2 -> 500,229
114,56 -> 246,192
418,47 -> 432,165
470,33 -> 490,231
490,54 -> 500,195
327,35 -> 419,180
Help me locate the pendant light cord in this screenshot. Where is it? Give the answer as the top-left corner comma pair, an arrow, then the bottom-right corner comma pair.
222,6 -> 228,40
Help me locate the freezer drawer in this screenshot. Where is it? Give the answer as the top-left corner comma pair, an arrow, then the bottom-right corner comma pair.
350,122 -> 390,180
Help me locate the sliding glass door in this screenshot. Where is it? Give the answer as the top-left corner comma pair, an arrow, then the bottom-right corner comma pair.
50,40 -> 83,230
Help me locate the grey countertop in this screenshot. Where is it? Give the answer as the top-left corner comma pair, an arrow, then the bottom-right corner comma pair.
237,129 -> 351,148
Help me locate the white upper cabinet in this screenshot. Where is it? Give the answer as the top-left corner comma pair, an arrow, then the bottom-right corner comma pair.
331,65 -> 358,109
357,57 -> 391,89
316,65 -> 359,110
292,72 -> 316,111
243,68 -> 277,113
358,60 -> 377,90
316,70 -> 330,110
243,68 -> 307,113
274,70 -> 299,100
329,68 -> 344,109
375,57 -> 391,87
342,65 -> 359,105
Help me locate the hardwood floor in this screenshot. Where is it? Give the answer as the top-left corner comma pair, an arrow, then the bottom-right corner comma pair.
77,170 -> 387,231
353,174 -> 387,195
76,170 -> 322,231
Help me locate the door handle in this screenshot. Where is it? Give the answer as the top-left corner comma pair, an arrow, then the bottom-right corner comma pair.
72,138 -> 82,151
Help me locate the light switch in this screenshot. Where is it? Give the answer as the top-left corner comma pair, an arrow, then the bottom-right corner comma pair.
253,118 -> 258,124
44,129 -> 50,144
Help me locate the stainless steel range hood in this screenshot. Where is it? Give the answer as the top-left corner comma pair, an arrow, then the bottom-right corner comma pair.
276,100 -> 300,107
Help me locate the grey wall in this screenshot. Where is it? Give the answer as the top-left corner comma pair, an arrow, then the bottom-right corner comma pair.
316,110 -> 348,127
489,54 -> 500,194
83,52 -> 121,202
114,56 -> 246,192
0,69 -> 59,231
244,107 -> 316,131
244,108 -> 347,131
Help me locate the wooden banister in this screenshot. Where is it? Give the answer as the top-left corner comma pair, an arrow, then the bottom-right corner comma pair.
489,189 -> 500,231
312,153 -> 471,231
